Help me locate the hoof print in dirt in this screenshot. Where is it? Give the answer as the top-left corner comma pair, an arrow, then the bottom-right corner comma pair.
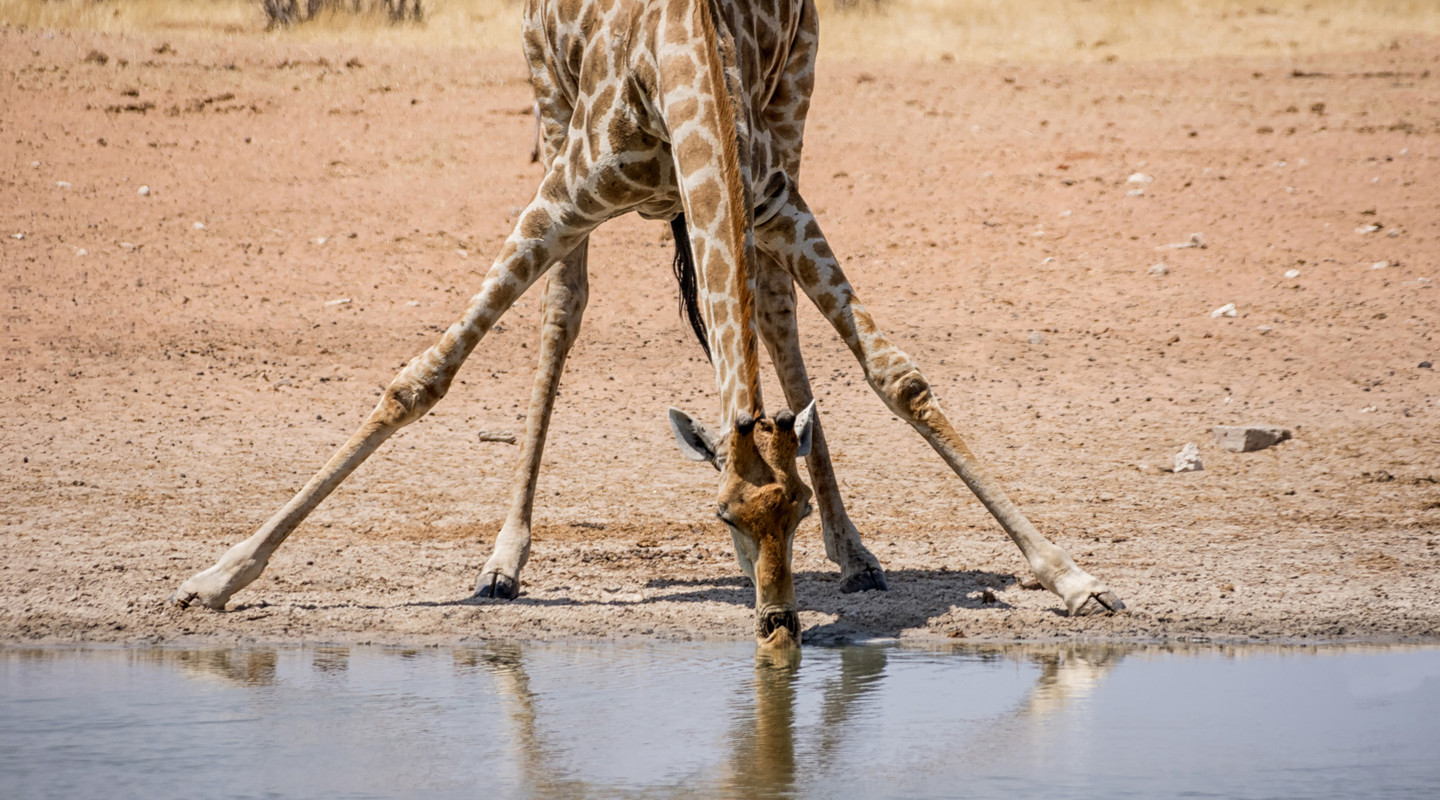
1072,591 -> 1126,617
838,567 -> 888,594
475,573 -> 520,600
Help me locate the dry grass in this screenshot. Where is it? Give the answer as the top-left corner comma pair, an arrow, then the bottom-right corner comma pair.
816,0 -> 1440,62
1,0 -> 1436,61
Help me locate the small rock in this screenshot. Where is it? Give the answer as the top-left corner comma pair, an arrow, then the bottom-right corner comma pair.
324,297 -> 352,306
1387,229 -> 1401,238
1165,232 -> 1208,249
1420,361 -> 1432,369
137,185 -> 150,196
1371,261 -> 1389,270
1127,172 -> 1155,184
1210,302 -> 1237,318
1361,406 -> 1377,413
1148,263 -> 1169,275
193,222 -> 206,230
1284,269 -> 1300,279
980,589 -> 997,604
1212,425 -> 1291,452
1027,331 -> 1045,344
1355,223 -> 1381,234
83,50 -> 109,65
10,233 -> 24,240
478,430 -> 518,444
56,181 -> 71,188
1256,325 -> 1273,335
1127,189 -> 1145,196
1219,583 -> 1235,593
1041,256 -> 1056,264
1173,442 -> 1203,473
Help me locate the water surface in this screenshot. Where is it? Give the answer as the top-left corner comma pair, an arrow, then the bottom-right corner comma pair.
3,641 -> 1438,798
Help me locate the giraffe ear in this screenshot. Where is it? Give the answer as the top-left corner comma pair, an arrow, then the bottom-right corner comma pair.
793,401 -> 816,459
668,408 -> 722,470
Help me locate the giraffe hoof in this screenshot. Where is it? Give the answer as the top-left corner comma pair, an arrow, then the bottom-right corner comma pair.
839,567 -> 888,594
1072,591 -> 1126,616
475,572 -> 520,600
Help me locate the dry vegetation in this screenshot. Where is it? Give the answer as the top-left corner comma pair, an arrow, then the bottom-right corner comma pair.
2,0 -> 1436,61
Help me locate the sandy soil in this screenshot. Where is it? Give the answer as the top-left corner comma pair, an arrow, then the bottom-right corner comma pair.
3,26 -> 1438,647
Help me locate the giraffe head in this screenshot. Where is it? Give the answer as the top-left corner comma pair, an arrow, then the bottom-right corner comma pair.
669,402 -> 816,651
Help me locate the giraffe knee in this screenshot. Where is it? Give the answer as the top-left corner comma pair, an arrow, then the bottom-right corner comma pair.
375,364 -> 447,428
884,370 -> 937,422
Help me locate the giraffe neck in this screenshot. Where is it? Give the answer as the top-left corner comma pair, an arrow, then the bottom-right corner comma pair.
660,0 -> 763,427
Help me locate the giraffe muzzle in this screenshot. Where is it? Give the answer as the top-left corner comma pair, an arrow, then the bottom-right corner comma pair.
756,607 -> 800,648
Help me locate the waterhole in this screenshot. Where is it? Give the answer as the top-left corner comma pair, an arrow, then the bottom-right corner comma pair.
3,642 -> 1437,798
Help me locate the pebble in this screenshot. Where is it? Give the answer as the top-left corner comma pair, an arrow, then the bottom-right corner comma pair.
1148,263 -> 1169,275
1355,223 -> 1381,234
56,181 -> 71,188
1284,269 -> 1300,279
1371,261 -> 1389,270
1173,443 -> 1203,473
1027,331 -> 1045,344
1127,173 -> 1155,184
137,185 -> 150,196
10,233 -> 23,240
1211,303 -> 1237,318
1212,425 -> 1291,452
1041,256 -> 1056,264
193,222 -> 206,230
324,297 -> 352,306
1165,232 -> 1207,249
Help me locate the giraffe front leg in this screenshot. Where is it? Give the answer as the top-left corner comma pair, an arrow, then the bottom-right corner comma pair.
753,256 -> 886,593
476,241 -> 589,600
756,193 -> 1124,617
172,167 -> 600,611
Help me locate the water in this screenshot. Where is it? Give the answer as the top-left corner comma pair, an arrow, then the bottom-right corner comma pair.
2,642 -> 1438,799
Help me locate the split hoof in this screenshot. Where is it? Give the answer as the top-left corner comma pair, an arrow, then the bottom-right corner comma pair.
475,572 -> 520,600
167,588 -> 226,611
1072,591 -> 1126,616
838,566 -> 888,594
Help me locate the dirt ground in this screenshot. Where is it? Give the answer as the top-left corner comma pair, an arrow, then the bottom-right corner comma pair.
3,25 -> 1438,647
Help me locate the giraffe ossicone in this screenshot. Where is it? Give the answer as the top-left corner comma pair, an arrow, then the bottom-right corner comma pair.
171,0 -> 1124,648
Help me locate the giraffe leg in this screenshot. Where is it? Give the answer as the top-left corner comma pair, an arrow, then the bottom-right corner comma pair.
754,257 -> 887,593
475,241 -> 589,599
755,193 -> 1124,617
171,167 -> 601,610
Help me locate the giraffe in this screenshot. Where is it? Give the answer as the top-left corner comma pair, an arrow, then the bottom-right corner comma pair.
171,0 -> 1124,647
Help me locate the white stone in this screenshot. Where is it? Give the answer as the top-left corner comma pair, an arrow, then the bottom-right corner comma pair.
1027,331 -> 1045,344
1284,269 -> 1300,279
1371,261 -> 1389,270
1211,303 -> 1237,318
56,181 -> 71,188
193,222 -> 206,230
1355,223 -> 1380,234
1173,443 -> 1203,473
1127,189 -> 1145,196
1164,232 -> 1207,249
1127,172 -> 1155,184
1148,263 -> 1169,275
324,297 -> 352,306
137,185 -> 150,196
